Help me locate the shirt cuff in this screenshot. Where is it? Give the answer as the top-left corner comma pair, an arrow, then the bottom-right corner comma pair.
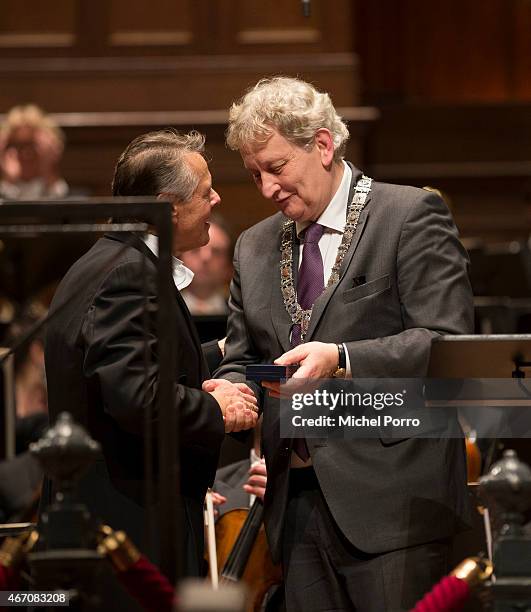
343,342 -> 352,377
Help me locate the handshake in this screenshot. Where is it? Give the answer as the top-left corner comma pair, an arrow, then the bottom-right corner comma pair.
202,379 -> 258,433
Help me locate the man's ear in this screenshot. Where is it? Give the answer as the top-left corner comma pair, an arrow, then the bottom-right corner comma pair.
158,193 -> 179,220
314,129 -> 335,167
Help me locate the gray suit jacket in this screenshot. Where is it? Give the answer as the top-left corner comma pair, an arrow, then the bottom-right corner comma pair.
216,164 -> 474,562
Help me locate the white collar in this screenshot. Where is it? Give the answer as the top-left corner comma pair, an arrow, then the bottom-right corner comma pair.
141,233 -> 194,291
296,160 -> 352,237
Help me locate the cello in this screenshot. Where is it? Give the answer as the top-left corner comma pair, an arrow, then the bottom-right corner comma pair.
205,492 -> 282,611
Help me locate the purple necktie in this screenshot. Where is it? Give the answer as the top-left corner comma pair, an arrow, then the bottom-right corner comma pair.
291,223 -> 324,460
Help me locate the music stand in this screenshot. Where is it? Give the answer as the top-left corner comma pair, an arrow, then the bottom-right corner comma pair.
428,335 -> 531,568
428,334 -> 531,468
428,334 -> 531,379
0,199 -> 180,583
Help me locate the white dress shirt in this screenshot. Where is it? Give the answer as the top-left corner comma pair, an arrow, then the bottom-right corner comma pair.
290,161 -> 353,468
142,233 -> 194,291
294,160 -> 352,376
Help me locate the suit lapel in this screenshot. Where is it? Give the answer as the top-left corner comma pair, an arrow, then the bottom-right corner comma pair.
304,165 -> 372,341
105,232 -> 205,376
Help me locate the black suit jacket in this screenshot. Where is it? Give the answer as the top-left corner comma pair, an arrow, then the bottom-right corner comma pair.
44,232 -> 225,574
216,165 -> 474,562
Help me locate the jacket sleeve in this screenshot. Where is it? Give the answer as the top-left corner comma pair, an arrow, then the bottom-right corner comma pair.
81,259 -> 225,450
345,191 -> 474,377
214,234 -> 262,400
201,339 -> 224,376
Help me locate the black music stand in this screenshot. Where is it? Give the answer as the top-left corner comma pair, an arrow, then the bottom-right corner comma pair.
428,334 -> 531,379
428,335 -> 531,583
428,334 -> 531,468
0,199 -> 180,583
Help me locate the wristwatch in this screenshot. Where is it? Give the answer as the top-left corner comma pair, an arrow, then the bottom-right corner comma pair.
332,343 -> 347,378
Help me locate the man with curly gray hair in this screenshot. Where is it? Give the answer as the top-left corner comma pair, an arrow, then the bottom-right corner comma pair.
215,77 -> 473,611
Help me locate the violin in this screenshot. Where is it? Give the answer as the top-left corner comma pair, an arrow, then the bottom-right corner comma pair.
465,437 -> 482,483
206,495 -> 282,611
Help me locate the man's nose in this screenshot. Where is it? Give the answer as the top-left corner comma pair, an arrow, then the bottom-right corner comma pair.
211,189 -> 221,206
260,174 -> 279,200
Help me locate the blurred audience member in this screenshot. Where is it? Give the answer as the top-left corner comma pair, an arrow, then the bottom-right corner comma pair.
181,215 -> 233,315
0,105 -> 68,200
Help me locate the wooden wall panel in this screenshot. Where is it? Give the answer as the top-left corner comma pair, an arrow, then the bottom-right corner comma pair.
0,0 -> 77,49
354,0 -> 403,103
108,0 -> 196,50
402,0 -> 512,102
0,53 -> 359,112
355,0 -> 531,104
215,0 -> 354,54
0,0 -> 359,112
366,103 -> 531,242
229,0 -> 323,49
514,0 -> 531,99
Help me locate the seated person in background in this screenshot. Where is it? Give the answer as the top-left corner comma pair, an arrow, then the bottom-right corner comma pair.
4,305 -> 49,454
212,419 -> 266,514
181,215 -> 233,315
0,104 -> 68,200
0,106 -> 92,306
0,305 -> 48,522
212,420 -> 284,611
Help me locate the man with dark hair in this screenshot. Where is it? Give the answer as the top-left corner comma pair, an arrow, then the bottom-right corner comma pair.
214,77 -> 474,610
44,129 -> 258,575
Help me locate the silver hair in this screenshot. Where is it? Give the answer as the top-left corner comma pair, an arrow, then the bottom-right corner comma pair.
226,76 -> 349,162
112,128 -> 206,201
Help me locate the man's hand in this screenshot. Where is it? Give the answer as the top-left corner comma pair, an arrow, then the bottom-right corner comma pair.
262,341 -> 339,397
243,458 -> 267,501
275,341 -> 338,379
203,378 -> 258,433
210,491 -> 227,518
0,146 -> 21,183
